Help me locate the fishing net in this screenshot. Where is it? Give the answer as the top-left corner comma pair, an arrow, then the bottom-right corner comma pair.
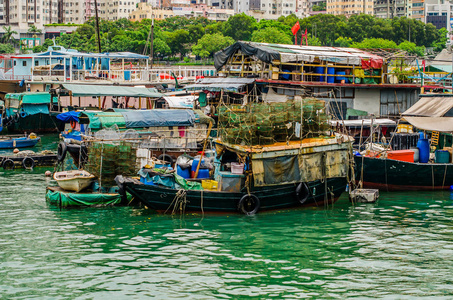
218,98 -> 330,146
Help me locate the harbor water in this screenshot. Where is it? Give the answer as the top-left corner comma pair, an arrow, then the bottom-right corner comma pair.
2,136 -> 453,298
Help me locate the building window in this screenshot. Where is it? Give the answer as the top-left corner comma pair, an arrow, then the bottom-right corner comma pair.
22,61 -> 27,67
35,60 -> 39,66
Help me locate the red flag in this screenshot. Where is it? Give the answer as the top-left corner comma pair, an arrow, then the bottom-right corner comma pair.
291,21 -> 300,36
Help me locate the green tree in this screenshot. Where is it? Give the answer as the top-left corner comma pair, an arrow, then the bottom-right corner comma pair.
1,26 -> 18,44
312,2 -> 326,11
0,43 -> 14,53
223,13 -> 257,41
351,38 -> 398,49
334,37 -> 353,47
164,29 -> 191,58
398,40 -> 425,56
432,27 -> 448,51
192,33 -> 234,58
251,27 -> 292,44
153,38 -> 171,57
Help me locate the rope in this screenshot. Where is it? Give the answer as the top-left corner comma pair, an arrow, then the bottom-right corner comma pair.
200,189 -> 204,216
442,164 -> 447,190
164,189 -> 187,215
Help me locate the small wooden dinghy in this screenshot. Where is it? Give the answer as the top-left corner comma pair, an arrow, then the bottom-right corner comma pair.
53,170 -> 95,192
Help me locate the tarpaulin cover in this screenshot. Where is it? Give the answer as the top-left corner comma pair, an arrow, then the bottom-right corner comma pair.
120,109 -> 195,128
184,77 -> 256,92
138,169 -> 203,190
214,41 -> 280,70
402,117 -> 453,132
56,111 -> 80,122
402,96 -> 453,117
62,84 -> 163,98
79,111 -> 126,130
21,104 -> 49,115
46,189 -> 123,207
6,92 -> 56,104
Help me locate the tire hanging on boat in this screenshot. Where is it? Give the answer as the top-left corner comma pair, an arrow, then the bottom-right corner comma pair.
296,182 -> 310,204
2,159 -> 15,170
157,154 -> 173,165
57,142 -> 67,162
22,157 -> 35,169
238,194 -> 260,215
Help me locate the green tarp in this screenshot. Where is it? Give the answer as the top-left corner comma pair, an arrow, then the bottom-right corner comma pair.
46,189 -> 124,207
22,104 -> 49,115
79,111 -> 126,130
62,84 -> 163,98
6,92 -> 56,104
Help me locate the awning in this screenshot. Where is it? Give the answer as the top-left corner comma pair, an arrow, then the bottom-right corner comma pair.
56,111 -> 80,123
163,96 -> 196,109
61,84 -> 163,98
402,116 -> 453,132
184,78 -> 255,92
6,92 -> 56,104
21,103 -> 49,115
402,96 -> 453,117
330,119 -> 396,127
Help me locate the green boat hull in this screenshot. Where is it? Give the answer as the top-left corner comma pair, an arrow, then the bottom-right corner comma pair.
119,177 -> 347,214
355,155 -> 453,191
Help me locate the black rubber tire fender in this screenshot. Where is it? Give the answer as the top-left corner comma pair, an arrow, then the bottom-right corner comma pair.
2,159 -> 15,170
238,194 -> 260,215
296,182 -> 310,204
157,154 -> 173,165
57,142 -> 67,162
22,157 -> 35,169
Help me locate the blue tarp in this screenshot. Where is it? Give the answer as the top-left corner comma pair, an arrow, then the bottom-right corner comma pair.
119,109 -> 195,128
56,111 -> 80,123
21,104 -> 49,115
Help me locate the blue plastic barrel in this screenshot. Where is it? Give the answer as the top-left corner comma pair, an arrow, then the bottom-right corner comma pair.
435,150 -> 450,163
327,67 -> 335,83
336,71 -> 346,82
197,168 -> 210,179
417,133 -> 430,163
177,165 -> 190,179
314,67 -> 325,81
191,159 -> 205,172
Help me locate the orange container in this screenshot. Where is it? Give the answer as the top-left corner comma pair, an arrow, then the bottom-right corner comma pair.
387,150 -> 414,163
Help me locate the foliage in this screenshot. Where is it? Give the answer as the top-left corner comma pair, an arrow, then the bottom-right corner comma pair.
351,38 -> 398,49
251,27 -> 292,44
223,13 -> 257,41
312,2 -> 326,11
334,37 -> 353,47
0,43 -> 14,53
1,26 -> 17,44
28,25 -> 42,34
398,40 -> 425,56
192,33 -> 234,58
432,27 -> 448,52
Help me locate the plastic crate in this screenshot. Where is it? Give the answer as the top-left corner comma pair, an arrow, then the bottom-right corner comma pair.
202,180 -> 218,191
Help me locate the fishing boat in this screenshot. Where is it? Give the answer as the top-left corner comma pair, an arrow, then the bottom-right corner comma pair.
0,134 -> 40,149
0,150 -> 57,169
355,94 -> 453,191
116,99 -> 354,215
53,170 -> 96,192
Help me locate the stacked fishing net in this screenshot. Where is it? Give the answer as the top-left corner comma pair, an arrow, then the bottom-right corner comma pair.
85,141 -> 137,186
218,98 -> 330,145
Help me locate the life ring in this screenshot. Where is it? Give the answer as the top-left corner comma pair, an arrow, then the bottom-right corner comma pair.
238,194 -> 260,215
70,120 -> 77,129
22,157 -> 35,169
57,142 -> 67,162
157,154 -> 173,165
20,111 -> 27,118
296,182 -> 310,204
2,159 -> 15,170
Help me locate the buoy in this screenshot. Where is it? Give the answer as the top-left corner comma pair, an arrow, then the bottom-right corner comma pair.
13,148 -> 19,154
45,170 -> 52,177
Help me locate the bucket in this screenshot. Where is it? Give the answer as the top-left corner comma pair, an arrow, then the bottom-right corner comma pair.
435,150 -> 450,163
314,67 -> 325,82
124,70 -> 131,80
327,67 -> 335,83
176,165 -> 190,179
417,137 -> 430,163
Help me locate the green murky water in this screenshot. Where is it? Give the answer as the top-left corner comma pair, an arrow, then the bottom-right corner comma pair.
1,135 -> 453,299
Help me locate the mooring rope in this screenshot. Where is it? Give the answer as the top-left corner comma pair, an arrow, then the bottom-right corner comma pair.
164,189 -> 187,215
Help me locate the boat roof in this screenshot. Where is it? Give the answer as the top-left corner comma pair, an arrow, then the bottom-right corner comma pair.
61,84 -> 163,98
5,92 -> 56,104
214,41 -> 384,71
163,95 -> 196,109
12,47 -> 149,60
217,135 -> 353,158
330,119 -> 396,127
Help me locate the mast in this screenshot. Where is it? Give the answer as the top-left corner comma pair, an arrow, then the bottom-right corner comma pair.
94,0 -> 102,53
150,17 -> 154,69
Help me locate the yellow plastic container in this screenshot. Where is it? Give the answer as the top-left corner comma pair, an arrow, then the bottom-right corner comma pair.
397,124 -> 413,133
202,180 -> 218,191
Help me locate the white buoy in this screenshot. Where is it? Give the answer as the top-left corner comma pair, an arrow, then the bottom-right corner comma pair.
45,170 -> 52,177
13,148 -> 19,154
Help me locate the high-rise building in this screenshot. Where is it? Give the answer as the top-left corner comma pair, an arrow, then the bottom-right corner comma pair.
246,0 -> 310,20
374,0 -> 407,18
326,0 -> 374,16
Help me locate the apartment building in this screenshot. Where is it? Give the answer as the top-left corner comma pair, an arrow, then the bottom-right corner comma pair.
374,0 -> 407,18
326,0 -> 374,15
129,2 -> 174,20
247,0 -> 310,20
